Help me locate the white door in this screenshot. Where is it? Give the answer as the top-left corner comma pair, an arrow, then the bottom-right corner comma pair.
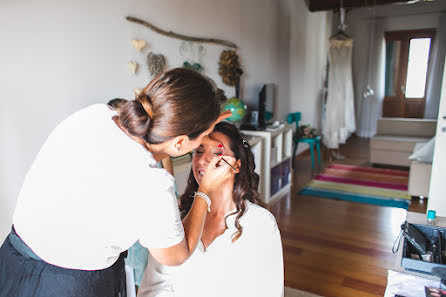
427,56 -> 446,216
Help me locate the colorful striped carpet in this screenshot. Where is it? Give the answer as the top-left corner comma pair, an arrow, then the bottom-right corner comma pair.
300,163 -> 411,209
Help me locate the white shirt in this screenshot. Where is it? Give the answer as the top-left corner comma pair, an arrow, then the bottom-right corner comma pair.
13,104 -> 184,270
138,202 -> 284,297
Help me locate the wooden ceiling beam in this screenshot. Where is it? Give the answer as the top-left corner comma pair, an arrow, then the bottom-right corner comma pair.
307,0 -> 421,12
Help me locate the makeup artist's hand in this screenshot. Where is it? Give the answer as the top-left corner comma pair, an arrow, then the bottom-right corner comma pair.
216,110 -> 232,123
199,155 -> 237,196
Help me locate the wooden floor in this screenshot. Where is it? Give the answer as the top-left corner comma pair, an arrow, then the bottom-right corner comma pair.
268,137 -> 427,297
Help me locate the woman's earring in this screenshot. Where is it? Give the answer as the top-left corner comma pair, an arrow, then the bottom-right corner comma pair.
176,145 -> 181,151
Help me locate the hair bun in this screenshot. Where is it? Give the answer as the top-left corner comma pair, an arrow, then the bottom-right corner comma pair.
136,94 -> 154,119
118,100 -> 152,139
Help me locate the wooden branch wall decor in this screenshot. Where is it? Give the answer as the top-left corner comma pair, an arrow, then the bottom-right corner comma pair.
126,16 -> 238,49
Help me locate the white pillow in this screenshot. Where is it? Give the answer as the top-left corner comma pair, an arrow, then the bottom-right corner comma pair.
409,137 -> 435,163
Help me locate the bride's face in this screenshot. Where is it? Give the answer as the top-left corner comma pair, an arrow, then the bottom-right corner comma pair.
192,131 -> 235,184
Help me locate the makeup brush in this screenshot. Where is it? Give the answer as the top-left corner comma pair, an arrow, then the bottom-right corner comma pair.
220,157 -> 237,171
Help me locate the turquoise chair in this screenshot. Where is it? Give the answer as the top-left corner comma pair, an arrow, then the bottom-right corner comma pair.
287,112 -> 321,171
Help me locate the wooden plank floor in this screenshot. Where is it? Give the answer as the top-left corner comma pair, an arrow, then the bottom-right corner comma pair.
268,137 -> 427,297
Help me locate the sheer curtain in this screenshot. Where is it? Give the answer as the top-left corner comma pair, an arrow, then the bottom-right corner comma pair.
357,19 -> 385,138
425,13 -> 446,119
322,38 -> 356,149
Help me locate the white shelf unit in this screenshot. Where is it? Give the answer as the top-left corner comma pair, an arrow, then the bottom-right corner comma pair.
241,123 -> 293,204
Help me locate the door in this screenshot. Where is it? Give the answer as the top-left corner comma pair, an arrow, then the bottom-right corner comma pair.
383,29 -> 436,118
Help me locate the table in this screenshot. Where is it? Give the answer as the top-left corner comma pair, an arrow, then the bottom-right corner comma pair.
385,211 -> 446,297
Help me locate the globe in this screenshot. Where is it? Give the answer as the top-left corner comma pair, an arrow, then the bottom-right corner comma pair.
223,97 -> 247,122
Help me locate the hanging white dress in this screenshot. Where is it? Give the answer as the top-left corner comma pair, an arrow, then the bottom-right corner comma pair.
322,39 -> 356,149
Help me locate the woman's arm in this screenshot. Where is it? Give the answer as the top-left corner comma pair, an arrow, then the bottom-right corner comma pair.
148,193 -> 208,266
137,185 -> 214,297
149,155 -> 235,266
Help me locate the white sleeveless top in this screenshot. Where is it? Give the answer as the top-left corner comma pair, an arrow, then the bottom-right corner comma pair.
138,202 -> 284,297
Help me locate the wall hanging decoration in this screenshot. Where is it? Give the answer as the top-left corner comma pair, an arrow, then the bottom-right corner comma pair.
132,39 -> 147,52
218,50 -> 243,97
183,61 -> 203,73
126,16 -> 238,49
180,41 -> 205,73
146,52 -> 166,77
219,50 -> 245,124
127,61 -> 138,74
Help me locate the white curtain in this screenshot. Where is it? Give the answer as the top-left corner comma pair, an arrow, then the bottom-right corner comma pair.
357,20 -> 386,138
322,39 -> 356,149
425,13 -> 446,119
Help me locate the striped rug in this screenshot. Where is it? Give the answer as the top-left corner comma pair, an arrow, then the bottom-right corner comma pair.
300,164 -> 411,209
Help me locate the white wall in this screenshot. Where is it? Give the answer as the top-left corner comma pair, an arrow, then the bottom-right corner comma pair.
288,0 -> 332,154
0,0 -> 295,240
427,56 -> 446,216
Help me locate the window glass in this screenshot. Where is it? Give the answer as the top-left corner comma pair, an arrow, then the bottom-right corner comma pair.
385,41 -> 401,97
405,38 -> 431,98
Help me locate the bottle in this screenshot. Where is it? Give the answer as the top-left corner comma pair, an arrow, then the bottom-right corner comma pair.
427,210 -> 436,226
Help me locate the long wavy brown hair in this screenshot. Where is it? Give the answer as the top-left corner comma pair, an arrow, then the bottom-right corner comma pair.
179,122 -> 261,241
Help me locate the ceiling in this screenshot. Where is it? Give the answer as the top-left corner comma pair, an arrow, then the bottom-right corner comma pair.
305,0 -> 432,12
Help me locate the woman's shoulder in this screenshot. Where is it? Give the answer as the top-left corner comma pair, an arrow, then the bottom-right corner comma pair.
244,201 -> 275,219
241,202 -> 279,233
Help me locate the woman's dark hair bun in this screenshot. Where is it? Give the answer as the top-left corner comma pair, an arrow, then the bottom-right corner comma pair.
115,68 -> 224,144
118,100 -> 152,138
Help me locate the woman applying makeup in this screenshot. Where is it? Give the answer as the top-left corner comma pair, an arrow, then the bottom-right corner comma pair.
0,68 -> 233,297
138,122 -> 284,297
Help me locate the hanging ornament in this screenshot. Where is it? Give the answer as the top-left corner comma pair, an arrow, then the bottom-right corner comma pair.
363,85 -> 375,99
127,61 -> 138,74
179,41 -> 205,73
363,5 -> 377,99
218,50 -> 243,86
183,61 -> 203,73
146,52 -> 166,77
132,39 -> 147,52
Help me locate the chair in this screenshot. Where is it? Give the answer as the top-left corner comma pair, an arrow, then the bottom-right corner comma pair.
287,112 -> 321,171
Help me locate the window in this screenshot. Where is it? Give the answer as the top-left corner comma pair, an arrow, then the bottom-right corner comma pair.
383,29 -> 435,118
405,38 -> 431,98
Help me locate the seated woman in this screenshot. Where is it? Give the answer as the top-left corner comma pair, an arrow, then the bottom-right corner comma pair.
138,122 -> 283,297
